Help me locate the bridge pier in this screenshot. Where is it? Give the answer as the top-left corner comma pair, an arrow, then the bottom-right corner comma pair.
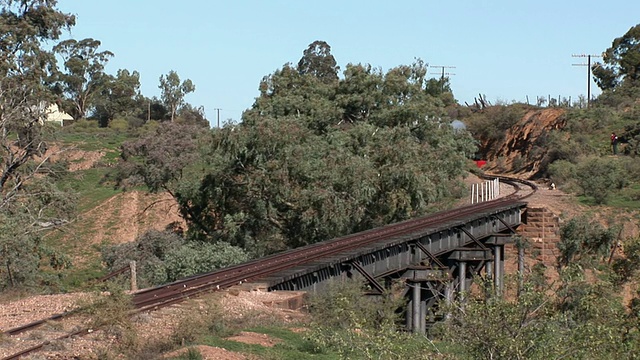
493,245 -> 503,296
412,280 -> 421,333
486,235 -> 513,296
444,280 -> 454,320
458,260 -> 467,304
403,268 -> 450,334
406,280 -> 429,334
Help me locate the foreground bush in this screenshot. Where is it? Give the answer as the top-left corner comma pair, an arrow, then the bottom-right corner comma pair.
307,280 -> 434,359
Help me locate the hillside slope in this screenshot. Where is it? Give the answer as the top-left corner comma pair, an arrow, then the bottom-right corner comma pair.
46,146 -> 185,270
484,108 -> 567,177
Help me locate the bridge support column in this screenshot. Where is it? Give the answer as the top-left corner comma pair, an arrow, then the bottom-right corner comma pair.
420,299 -> 427,334
406,299 -> 413,330
411,281 -> 424,334
485,258 -> 493,299
458,261 -> 467,304
493,245 -> 504,296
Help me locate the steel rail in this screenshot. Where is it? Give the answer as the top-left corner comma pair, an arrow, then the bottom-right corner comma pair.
132,195 -> 524,308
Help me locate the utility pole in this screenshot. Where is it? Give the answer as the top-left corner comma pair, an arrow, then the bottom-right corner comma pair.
430,65 -> 456,92
572,54 -> 601,108
213,108 -> 221,128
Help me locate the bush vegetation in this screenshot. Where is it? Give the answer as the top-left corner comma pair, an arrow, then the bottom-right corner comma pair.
4,4 -> 640,359
102,230 -> 249,287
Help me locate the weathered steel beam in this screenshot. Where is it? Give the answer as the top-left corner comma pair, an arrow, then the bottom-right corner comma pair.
350,261 -> 385,294
414,241 -> 446,268
459,227 -> 488,250
448,248 -> 493,261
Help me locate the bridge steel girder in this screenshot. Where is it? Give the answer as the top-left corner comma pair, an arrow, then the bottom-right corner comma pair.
264,203 -> 524,293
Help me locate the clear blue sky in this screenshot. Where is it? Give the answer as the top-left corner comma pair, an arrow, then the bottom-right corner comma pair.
57,0 -> 640,126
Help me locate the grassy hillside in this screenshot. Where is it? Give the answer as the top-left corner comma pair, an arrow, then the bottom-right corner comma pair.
43,121 -> 185,289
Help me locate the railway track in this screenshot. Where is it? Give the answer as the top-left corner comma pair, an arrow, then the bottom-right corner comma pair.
1,174 -> 537,360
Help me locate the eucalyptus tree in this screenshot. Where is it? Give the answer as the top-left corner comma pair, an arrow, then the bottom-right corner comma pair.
0,0 -> 76,288
121,43 -> 476,257
159,70 -> 195,122
245,63 -> 341,133
175,56 -> 474,256
593,24 -> 640,95
297,40 -> 339,83
178,114 -> 474,257
93,68 -> 141,126
335,63 -> 385,123
53,38 -> 114,119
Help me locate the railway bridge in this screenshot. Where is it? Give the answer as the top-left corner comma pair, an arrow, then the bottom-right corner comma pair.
0,200 -> 527,359
256,199 -> 527,333
1,179 -> 533,360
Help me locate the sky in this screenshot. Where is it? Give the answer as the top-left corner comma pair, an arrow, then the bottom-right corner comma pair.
56,1 -> 640,126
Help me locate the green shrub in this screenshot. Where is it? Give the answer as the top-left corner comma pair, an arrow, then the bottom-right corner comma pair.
557,215 -> 616,268
433,278 -> 561,360
139,120 -> 160,134
566,107 -> 615,133
163,242 -> 249,282
108,118 -> 129,132
307,279 -> 433,359
547,160 -> 577,188
102,230 -> 250,286
611,236 -> 640,285
171,297 -> 227,346
102,230 -> 185,287
575,157 -> 621,204
80,286 -> 137,350
125,116 -> 146,129
65,118 -> 103,134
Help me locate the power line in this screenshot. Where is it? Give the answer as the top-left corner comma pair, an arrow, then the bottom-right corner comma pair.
571,54 -> 601,107
430,65 -> 456,91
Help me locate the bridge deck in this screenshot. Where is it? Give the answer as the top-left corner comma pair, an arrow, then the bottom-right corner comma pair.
261,201 -> 525,292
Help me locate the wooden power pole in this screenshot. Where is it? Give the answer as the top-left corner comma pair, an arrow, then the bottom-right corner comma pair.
430,65 -> 456,91
213,108 -> 221,128
572,54 -> 601,107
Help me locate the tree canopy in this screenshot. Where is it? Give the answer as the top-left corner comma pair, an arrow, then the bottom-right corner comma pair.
121,43 -> 476,257
0,0 -> 76,288
593,24 -> 640,93
93,68 -> 142,126
159,70 -> 196,123
297,40 -> 339,83
53,38 -> 114,119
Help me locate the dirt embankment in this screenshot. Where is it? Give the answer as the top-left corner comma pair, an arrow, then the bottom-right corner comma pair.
48,147 -> 185,263
484,108 -> 567,178
71,191 -> 184,260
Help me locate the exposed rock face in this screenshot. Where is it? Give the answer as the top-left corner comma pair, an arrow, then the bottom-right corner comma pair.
485,108 -> 567,177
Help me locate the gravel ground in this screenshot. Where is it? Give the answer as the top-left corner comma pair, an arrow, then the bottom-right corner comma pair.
0,289 -> 306,359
